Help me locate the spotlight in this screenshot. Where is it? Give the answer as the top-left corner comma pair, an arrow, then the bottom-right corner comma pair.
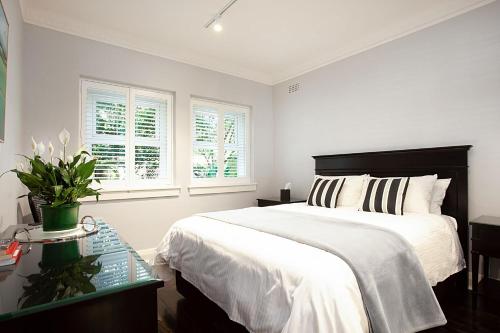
212,19 -> 223,32
204,0 -> 238,33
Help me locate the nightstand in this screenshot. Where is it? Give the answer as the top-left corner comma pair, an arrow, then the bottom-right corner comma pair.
257,198 -> 306,207
470,216 -> 500,295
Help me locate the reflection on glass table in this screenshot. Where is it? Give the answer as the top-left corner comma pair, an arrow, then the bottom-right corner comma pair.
0,219 -> 160,321
19,241 -> 102,309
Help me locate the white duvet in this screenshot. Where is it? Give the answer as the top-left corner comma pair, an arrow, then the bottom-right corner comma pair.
154,203 -> 465,333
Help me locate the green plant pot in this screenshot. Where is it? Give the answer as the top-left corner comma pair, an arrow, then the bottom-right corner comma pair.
41,202 -> 81,232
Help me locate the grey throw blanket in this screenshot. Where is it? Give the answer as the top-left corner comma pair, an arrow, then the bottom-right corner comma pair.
200,207 -> 446,333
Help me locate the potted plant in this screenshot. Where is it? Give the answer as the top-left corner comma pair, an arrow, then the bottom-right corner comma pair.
3,129 -> 101,232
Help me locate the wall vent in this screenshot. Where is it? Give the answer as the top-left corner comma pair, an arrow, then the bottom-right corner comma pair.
288,83 -> 301,94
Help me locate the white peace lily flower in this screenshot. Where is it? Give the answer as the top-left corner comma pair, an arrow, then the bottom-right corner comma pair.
48,142 -> 54,156
16,162 -> 24,171
66,155 -> 74,164
31,137 -> 37,153
58,128 -> 71,146
37,142 -> 46,156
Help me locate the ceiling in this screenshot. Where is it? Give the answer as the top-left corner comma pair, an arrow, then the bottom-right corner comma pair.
20,0 -> 494,85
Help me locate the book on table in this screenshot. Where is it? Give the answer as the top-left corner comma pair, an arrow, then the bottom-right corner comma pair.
0,241 -> 21,268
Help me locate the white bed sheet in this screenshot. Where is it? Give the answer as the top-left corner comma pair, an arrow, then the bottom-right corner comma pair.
155,204 -> 465,333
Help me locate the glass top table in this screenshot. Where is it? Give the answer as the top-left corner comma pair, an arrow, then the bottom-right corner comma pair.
0,220 -> 162,321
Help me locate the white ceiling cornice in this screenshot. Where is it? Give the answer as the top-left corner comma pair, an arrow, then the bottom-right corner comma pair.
19,0 -> 495,86
272,0 -> 495,84
273,0 -> 496,84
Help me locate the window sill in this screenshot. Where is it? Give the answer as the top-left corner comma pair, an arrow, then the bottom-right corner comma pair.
188,183 -> 257,195
80,187 -> 181,202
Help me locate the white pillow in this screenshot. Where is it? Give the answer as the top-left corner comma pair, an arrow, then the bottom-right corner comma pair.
429,179 -> 451,215
403,175 -> 438,214
315,174 -> 369,207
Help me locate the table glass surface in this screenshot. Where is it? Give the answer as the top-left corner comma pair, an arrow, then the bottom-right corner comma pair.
0,220 -> 160,320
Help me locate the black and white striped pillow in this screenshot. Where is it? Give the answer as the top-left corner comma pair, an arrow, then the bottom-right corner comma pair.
307,177 -> 346,208
360,177 -> 410,215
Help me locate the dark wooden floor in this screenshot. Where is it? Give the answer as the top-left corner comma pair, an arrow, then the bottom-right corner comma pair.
158,278 -> 500,333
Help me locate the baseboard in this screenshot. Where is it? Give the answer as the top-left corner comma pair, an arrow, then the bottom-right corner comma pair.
137,247 -> 156,264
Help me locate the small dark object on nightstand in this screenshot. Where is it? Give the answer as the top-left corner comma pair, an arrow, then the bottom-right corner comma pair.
280,189 -> 290,202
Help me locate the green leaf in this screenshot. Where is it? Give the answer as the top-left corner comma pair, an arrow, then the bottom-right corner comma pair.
53,185 -> 63,198
60,169 -> 72,185
51,199 -> 66,207
16,172 -> 45,190
70,154 -> 81,168
76,159 -> 96,180
77,150 -> 91,157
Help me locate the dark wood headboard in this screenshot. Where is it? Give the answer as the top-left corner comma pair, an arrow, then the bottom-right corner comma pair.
313,145 -> 471,289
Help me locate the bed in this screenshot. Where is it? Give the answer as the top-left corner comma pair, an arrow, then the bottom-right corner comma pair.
155,145 -> 471,333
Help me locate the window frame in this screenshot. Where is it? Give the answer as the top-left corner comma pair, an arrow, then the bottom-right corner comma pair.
80,78 -> 175,193
190,97 -> 253,188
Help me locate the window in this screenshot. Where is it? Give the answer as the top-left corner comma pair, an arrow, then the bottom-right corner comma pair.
191,98 -> 251,186
81,79 -> 173,191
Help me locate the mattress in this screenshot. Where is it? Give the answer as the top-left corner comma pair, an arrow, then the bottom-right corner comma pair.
154,203 -> 465,333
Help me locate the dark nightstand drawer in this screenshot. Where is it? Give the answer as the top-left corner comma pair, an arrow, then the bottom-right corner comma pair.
471,224 -> 500,255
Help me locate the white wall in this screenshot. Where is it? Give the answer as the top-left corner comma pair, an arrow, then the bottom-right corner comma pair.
0,0 -> 24,229
273,2 -> 500,275
21,24 -> 274,250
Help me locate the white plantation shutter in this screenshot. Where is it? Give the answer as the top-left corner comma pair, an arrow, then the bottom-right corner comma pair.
191,98 -> 250,183
192,104 -> 218,178
224,112 -> 247,178
81,80 -> 173,189
133,93 -> 169,182
84,83 -> 129,183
